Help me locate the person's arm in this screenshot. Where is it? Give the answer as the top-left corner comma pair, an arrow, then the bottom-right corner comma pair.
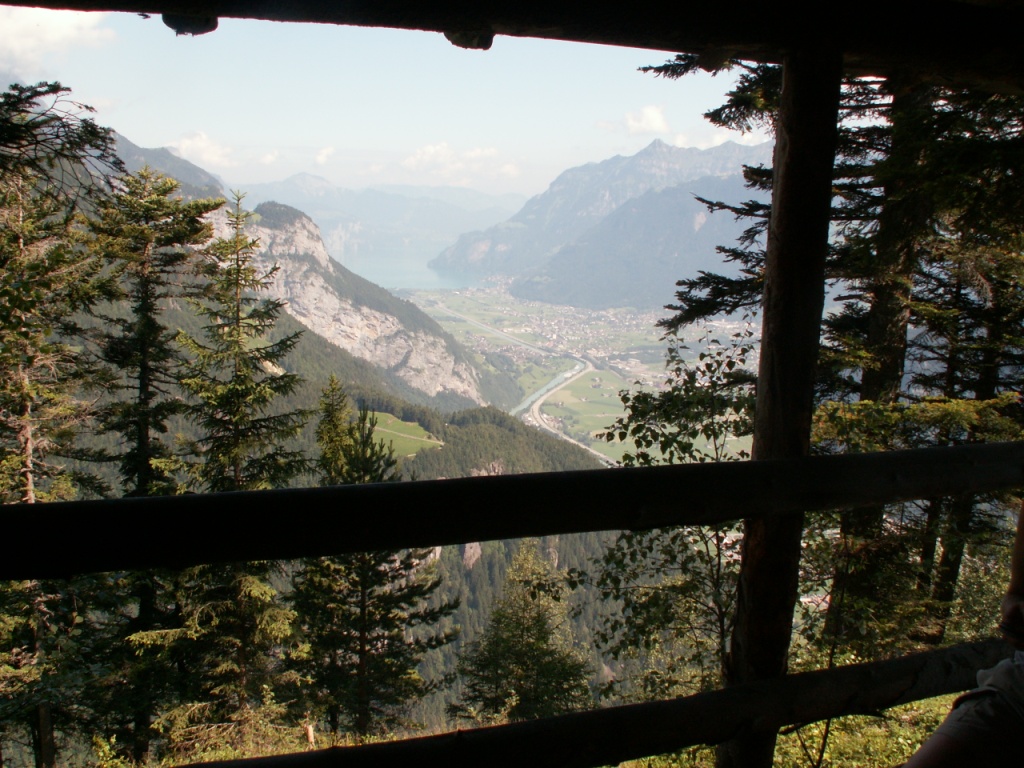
1000,500 -> 1024,647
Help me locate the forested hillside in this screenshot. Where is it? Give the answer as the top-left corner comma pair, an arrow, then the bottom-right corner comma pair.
4,64 -> 1024,768
117,137 -> 522,410
0,82 -> 609,768
405,407 -> 601,479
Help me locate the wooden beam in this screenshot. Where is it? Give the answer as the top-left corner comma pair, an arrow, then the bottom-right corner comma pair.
180,639 -> 1011,768
0,0 -> 1023,91
723,46 -> 843,768
4,441 -> 1022,580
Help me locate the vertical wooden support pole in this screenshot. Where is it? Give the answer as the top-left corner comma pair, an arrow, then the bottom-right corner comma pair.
718,46 -> 842,768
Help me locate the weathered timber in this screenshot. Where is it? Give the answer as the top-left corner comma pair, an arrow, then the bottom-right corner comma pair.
723,47 -> 843,768
5,442 -> 1022,580
3,0 -> 1024,92
181,639 -> 1011,768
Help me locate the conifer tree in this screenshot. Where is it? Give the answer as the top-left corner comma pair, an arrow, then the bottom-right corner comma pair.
82,174 -> 223,759
289,379 -> 456,741
0,576 -> 102,768
639,59 -> 1024,655
84,568 -> 184,763
334,405 -> 401,485
314,375 -> 352,486
0,81 -> 121,201
290,549 -> 457,740
0,81 -> 121,768
157,194 -> 305,757
450,541 -> 591,723
88,168 -> 223,497
0,172 -> 103,504
177,192 -> 308,492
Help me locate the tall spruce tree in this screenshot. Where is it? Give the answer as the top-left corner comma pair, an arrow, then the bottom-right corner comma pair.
289,378 -> 457,741
88,168 -> 223,497
177,192 -> 308,492
0,81 -> 121,768
83,172 -> 222,760
450,541 -> 592,723
156,193 -> 305,758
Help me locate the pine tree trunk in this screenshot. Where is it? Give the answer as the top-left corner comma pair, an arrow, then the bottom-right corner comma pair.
718,45 -> 841,768
916,498 -> 944,592
30,704 -> 56,768
922,494 -> 975,643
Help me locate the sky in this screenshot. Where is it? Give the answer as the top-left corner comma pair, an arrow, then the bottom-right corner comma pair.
0,6 -> 770,197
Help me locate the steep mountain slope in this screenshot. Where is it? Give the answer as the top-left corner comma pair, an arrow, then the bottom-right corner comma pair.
115,137 -> 520,409
215,201 -> 489,406
430,140 -> 771,282
116,133 -> 224,198
510,174 -> 755,309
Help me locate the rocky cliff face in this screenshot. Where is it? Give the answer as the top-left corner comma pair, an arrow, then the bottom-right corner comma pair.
212,202 -> 486,404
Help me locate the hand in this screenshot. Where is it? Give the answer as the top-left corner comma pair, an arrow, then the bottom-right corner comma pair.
1000,592 -> 1024,648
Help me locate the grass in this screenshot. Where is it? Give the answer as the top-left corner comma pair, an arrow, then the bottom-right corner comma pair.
517,357 -> 578,397
373,413 -> 442,458
540,370 -> 636,461
621,695 -> 955,768
408,286 -> 681,462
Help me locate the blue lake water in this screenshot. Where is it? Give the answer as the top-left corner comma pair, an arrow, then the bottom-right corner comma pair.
334,254 -> 478,292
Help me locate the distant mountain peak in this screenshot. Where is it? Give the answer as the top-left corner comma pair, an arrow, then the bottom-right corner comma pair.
285,171 -> 332,184
431,138 -> 772,282
277,172 -> 336,195
640,138 -> 672,152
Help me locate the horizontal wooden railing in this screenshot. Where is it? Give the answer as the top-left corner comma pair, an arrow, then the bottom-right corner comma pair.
190,639 -> 1012,768
7,441 -> 1024,580
9,441 -> 1022,767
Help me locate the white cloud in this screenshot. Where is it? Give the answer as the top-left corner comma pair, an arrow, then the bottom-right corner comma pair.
396,143 -> 527,188
259,150 -> 280,165
0,8 -> 113,75
402,142 -> 460,173
170,131 -> 236,168
315,146 -> 335,165
625,105 -> 670,136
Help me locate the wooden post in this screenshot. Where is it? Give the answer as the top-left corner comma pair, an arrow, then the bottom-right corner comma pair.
720,46 -> 842,768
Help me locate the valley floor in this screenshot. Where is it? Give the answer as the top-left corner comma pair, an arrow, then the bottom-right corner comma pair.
408,285 -> 752,463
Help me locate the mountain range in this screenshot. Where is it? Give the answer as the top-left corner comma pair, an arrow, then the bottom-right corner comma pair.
115,134 -> 773,407
115,134 -> 517,411
431,139 -> 772,309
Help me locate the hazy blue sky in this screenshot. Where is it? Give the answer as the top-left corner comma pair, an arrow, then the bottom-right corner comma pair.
0,7 -> 770,196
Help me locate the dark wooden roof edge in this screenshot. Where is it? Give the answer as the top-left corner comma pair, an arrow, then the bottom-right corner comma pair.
10,441 -> 1023,581
4,0 -> 1024,91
